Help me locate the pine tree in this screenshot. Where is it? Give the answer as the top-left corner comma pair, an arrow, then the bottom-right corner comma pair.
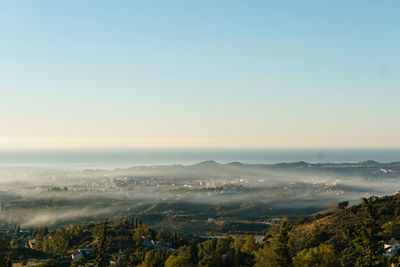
95,220 -> 111,267
356,197 -> 383,267
274,215 -> 292,267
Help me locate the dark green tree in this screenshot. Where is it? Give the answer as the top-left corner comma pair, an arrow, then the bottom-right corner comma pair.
156,228 -> 173,246
274,215 -> 292,267
230,236 -> 257,266
338,201 -> 349,210
198,239 -> 219,267
144,248 -> 169,267
355,197 -> 383,267
42,227 -> 70,255
0,237 -> 12,267
95,219 -> 111,267
292,244 -> 338,267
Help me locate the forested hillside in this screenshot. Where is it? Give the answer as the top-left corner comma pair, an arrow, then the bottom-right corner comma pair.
3,192 -> 400,266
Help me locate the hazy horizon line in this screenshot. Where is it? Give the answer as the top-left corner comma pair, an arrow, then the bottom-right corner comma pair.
1,147 -> 400,152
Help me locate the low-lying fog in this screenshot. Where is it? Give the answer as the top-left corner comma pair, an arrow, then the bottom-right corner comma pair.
1,160 -> 399,229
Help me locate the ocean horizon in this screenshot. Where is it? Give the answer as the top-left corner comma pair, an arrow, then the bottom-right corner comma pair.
0,148 -> 399,172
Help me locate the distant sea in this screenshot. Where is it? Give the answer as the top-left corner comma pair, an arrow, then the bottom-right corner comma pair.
0,148 -> 399,172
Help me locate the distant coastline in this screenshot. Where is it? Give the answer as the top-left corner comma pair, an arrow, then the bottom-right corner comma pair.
0,148 -> 399,172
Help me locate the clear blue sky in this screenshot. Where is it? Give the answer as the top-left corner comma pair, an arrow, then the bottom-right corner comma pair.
0,1 -> 399,149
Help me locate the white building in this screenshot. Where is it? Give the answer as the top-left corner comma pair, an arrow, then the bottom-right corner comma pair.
384,241 -> 400,258
71,248 -> 94,260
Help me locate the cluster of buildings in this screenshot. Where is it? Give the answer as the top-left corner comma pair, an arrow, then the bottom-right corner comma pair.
34,175 -> 254,197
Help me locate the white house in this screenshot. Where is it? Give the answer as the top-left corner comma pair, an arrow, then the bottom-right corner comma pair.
71,248 -> 94,260
384,241 -> 400,258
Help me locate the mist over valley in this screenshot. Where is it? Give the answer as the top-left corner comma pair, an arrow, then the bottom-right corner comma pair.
1,159 -> 399,234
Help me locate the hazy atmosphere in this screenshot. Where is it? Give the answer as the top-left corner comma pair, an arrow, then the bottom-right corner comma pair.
1,0 -> 399,149
1,1 -> 400,267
